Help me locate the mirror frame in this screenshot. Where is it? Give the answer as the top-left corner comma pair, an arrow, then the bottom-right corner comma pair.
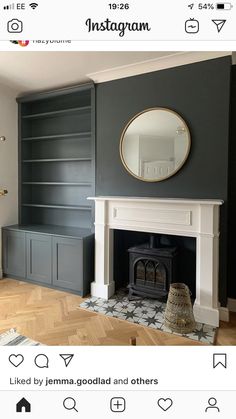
119,107 -> 191,182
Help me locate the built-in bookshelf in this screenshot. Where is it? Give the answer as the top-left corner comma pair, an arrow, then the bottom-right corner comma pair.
2,84 -> 95,295
18,83 -> 95,233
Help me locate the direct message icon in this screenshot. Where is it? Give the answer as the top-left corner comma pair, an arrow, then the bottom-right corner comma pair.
213,353 -> 227,369
212,19 -> 226,33
60,354 -> 74,367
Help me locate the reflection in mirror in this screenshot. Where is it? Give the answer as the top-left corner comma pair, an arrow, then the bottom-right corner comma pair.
120,108 -> 191,182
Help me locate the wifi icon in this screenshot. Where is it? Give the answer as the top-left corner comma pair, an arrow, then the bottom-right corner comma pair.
29,2 -> 38,9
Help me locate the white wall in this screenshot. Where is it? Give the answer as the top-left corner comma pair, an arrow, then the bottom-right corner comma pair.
0,83 -> 18,278
232,52 -> 236,65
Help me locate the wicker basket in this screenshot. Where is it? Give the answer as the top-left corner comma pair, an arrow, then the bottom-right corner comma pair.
164,283 -> 196,334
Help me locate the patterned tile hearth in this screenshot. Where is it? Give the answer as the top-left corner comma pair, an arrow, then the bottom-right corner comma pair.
80,289 -> 217,345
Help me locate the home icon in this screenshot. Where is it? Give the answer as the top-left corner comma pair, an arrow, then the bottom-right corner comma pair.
16,397 -> 31,413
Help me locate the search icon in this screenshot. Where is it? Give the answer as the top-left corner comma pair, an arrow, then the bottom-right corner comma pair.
63,397 -> 78,412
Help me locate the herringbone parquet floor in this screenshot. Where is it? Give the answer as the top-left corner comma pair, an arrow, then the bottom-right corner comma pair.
0,279 -> 235,345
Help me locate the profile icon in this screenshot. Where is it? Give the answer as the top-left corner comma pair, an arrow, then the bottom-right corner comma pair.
205,397 -> 220,412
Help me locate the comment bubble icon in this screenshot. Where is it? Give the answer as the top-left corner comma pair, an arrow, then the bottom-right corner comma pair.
34,354 -> 49,369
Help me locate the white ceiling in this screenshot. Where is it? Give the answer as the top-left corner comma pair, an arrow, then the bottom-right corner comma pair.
0,51 -> 231,95
0,51 -> 174,95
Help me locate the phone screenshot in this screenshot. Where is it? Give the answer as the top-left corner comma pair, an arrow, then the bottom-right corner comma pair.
0,1 -> 235,417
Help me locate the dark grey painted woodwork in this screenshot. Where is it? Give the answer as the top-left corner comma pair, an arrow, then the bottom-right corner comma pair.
83,235 -> 95,296
4,224 -> 93,238
18,83 -> 93,108
18,83 -> 95,231
18,102 -> 23,229
23,207 -> 92,229
2,229 -> 26,278
22,137 -> 91,160
26,233 -> 52,284
2,226 -> 94,296
96,56 -> 231,305
23,184 -> 92,207
22,112 -> 91,138
4,84 -> 95,295
23,161 -> 92,183
52,237 -> 83,292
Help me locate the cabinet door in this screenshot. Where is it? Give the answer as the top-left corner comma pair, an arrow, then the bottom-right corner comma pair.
3,230 -> 26,277
52,237 -> 83,292
26,233 -> 52,284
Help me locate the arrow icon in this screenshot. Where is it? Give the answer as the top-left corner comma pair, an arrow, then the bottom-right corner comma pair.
212,19 -> 226,32
59,354 -> 74,367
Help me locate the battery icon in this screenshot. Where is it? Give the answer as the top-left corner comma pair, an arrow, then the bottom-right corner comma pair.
216,3 -> 233,9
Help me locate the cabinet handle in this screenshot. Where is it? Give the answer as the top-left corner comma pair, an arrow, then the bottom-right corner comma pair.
0,189 -> 8,196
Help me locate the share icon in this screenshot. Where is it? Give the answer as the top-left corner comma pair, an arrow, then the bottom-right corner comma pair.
60,354 -> 74,367
212,19 -> 226,32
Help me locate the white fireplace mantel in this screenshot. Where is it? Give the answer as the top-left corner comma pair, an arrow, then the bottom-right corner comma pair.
88,196 -> 223,327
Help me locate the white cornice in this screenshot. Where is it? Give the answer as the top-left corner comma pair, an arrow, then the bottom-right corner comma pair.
88,51 -> 232,84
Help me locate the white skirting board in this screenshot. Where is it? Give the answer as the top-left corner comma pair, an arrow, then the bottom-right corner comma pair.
219,306 -> 230,322
228,298 -> 236,313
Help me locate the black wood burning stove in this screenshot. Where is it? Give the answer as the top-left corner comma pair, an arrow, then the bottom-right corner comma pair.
128,235 -> 178,300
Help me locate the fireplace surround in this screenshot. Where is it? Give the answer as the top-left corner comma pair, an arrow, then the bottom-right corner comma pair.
88,196 -> 223,327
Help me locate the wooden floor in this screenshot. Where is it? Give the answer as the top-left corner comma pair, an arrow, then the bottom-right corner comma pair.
0,278 -> 235,346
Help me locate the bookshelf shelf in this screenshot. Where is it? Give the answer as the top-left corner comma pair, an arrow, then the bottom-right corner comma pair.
22,105 -> 91,119
22,131 -> 91,142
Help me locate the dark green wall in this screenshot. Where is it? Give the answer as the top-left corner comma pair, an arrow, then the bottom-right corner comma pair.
96,56 -> 232,305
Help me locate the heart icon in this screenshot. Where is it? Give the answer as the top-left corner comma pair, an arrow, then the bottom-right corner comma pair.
9,354 -> 24,367
157,398 -> 173,411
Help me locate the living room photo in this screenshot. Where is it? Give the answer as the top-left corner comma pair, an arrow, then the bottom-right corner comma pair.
0,51 -> 235,346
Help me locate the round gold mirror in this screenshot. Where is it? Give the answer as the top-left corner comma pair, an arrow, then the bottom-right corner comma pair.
120,108 -> 191,182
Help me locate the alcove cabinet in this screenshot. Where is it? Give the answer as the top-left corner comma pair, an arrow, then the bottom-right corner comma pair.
2,83 -> 95,296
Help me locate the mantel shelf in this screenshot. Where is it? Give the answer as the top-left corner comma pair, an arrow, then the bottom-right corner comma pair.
22,105 -> 91,119
22,132 -> 91,141
22,203 -> 92,210
22,158 -> 92,163
88,196 -> 224,206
